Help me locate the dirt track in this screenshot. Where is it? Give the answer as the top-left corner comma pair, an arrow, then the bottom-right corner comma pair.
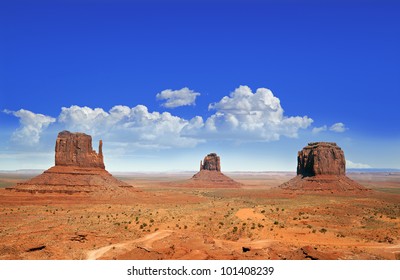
86,230 -> 173,260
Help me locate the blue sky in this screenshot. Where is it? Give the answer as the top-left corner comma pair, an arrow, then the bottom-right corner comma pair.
1,0 -> 399,171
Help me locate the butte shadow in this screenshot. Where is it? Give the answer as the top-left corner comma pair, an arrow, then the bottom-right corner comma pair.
279,142 -> 369,194
6,131 -> 136,195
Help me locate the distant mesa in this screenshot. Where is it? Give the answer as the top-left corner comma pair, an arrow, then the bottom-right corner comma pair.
7,131 -> 134,194
189,153 -> 242,188
279,142 -> 369,194
200,153 -> 221,172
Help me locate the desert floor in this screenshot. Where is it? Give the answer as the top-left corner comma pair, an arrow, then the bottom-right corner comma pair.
0,171 -> 399,260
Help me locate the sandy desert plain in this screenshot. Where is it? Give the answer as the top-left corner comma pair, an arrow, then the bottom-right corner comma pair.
0,170 -> 400,260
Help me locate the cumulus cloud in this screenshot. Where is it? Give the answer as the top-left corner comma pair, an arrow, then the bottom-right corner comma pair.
201,86 -> 313,141
312,125 -> 327,134
4,85 -> 317,148
4,109 -> 56,145
58,105 -> 204,148
156,87 -> 200,108
346,160 -> 371,169
329,122 -> 347,133
58,106 -> 109,135
312,123 -> 348,134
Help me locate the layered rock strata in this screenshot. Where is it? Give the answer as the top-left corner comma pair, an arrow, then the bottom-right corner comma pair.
7,131 -> 133,194
190,153 -> 241,188
55,131 -> 105,168
280,142 -> 368,193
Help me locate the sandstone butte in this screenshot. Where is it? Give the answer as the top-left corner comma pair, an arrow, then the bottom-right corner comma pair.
189,153 -> 242,188
7,131 -> 134,194
279,142 -> 369,194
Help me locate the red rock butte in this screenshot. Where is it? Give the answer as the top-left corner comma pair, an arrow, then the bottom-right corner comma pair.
200,153 -> 221,172
7,131 -> 134,194
55,130 -> 105,169
279,142 -> 369,194
189,153 -> 242,188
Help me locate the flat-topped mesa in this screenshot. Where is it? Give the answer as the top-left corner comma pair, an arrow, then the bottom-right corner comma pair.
200,153 -> 221,172
188,153 -> 241,188
279,142 -> 368,194
55,131 -> 105,169
297,142 -> 345,177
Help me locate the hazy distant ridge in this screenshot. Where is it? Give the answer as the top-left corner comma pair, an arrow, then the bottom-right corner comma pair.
347,168 -> 400,173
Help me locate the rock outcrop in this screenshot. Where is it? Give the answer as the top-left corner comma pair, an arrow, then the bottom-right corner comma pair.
55,131 -> 104,168
297,142 -> 345,176
200,153 -> 221,172
279,142 -> 368,194
7,131 -> 134,194
189,153 -> 241,188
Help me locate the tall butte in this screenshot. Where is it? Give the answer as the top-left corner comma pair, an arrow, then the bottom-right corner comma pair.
8,131 -> 134,194
189,153 -> 241,188
279,142 -> 369,193
55,131 -> 105,168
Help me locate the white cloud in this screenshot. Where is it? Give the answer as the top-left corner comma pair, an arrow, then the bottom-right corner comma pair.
156,87 -> 200,108
4,109 -> 56,145
202,86 -> 313,141
58,105 -> 204,148
330,122 -> 347,133
346,160 -> 371,169
4,85 -> 315,149
312,122 -> 348,134
58,106 -> 109,135
312,125 -> 327,134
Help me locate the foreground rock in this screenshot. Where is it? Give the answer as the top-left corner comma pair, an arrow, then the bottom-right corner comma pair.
7,131 -> 134,194
279,142 -> 368,194
189,153 -> 242,188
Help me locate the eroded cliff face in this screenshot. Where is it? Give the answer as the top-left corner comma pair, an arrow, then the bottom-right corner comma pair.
8,131 -> 134,194
280,142 -> 368,194
200,153 -> 221,172
192,153 -> 241,188
297,142 -> 345,177
55,131 -> 104,169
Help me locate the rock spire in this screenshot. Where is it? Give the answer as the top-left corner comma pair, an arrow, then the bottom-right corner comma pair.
7,131 -> 134,194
